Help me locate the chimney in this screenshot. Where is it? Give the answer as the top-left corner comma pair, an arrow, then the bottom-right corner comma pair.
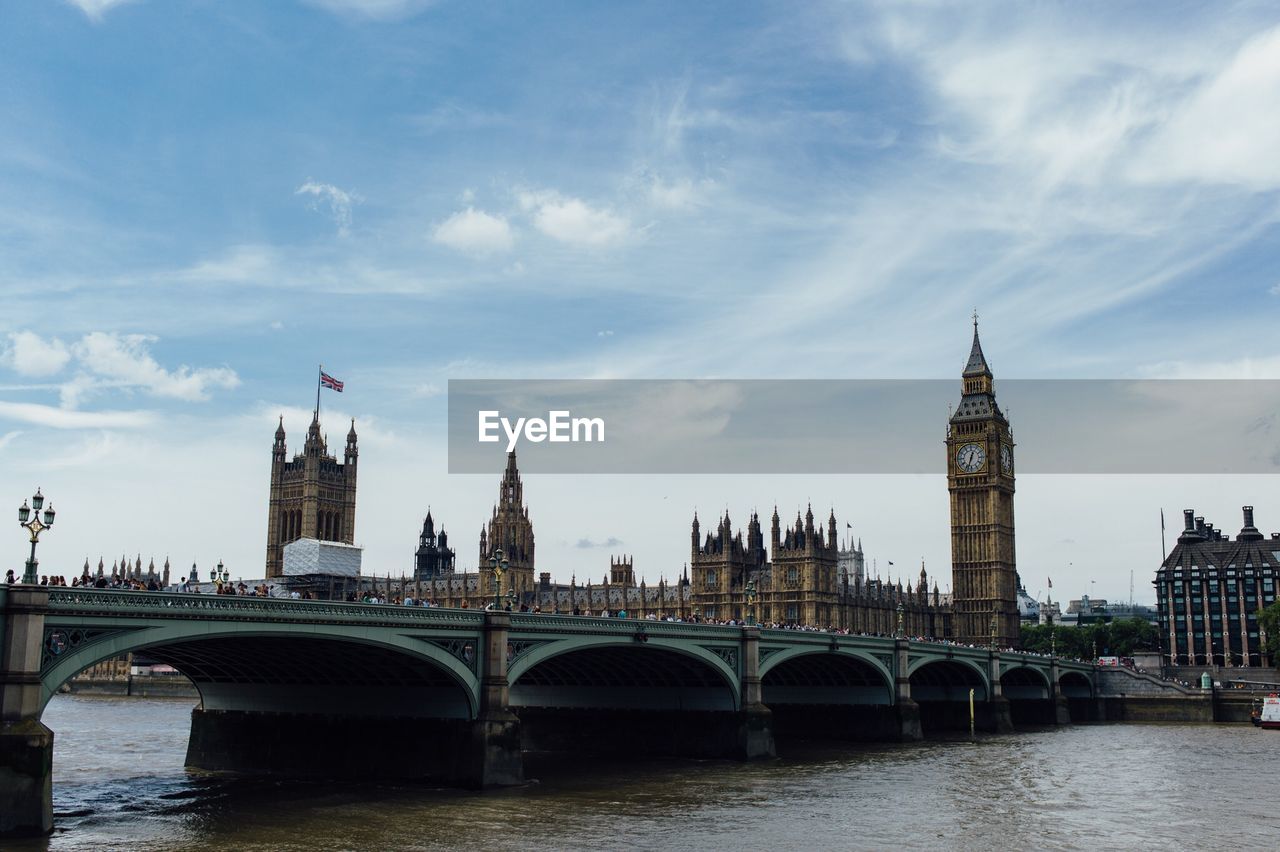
1239,505 -> 1264,541
1179,510 -> 1204,544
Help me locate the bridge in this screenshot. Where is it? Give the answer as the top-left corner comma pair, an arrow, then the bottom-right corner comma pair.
1,586 -> 1098,837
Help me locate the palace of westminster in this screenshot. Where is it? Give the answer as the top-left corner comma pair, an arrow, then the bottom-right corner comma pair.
254,320 -> 1022,647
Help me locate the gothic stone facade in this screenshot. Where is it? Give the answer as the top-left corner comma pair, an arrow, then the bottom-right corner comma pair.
947,320 -> 1018,647
265,414 -> 358,579
687,507 -> 948,636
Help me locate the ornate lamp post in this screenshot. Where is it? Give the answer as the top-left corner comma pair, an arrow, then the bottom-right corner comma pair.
489,547 -> 508,609
17,488 -> 55,584
1050,626 -> 1057,659
505,586 -> 518,612
896,602 -> 906,639
989,612 -> 999,650
744,578 -> 757,627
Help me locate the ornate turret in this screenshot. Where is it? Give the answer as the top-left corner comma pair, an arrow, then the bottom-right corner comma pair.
479,451 -> 535,596
265,407 -> 359,578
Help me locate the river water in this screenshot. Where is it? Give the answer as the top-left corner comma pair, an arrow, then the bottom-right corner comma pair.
11,695 -> 1278,850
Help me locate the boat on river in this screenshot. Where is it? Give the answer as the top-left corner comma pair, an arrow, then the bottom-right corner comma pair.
1260,695 -> 1280,729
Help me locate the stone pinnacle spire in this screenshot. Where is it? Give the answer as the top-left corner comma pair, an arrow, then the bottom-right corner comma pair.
963,309 -> 992,377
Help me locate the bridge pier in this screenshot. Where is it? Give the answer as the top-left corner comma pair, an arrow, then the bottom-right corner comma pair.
1049,659 -> 1071,725
738,627 -> 776,759
894,639 -> 923,741
466,610 -> 524,787
987,653 -> 1014,734
0,586 -> 54,838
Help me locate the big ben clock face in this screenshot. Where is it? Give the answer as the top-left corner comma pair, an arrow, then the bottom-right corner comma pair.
956,442 -> 986,473
1000,444 -> 1012,473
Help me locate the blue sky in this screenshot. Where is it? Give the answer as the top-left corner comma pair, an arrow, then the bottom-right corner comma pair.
3,0 -> 1280,600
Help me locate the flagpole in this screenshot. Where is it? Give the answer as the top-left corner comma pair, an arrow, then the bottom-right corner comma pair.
316,364 -> 322,421
1160,508 -> 1167,561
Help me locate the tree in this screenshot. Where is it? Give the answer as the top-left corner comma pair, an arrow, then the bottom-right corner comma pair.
1260,601 -> 1280,661
1018,617 -> 1156,658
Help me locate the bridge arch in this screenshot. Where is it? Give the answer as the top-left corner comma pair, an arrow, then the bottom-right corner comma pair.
508,637 -> 740,711
906,657 -> 990,699
40,623 -> 480,719
999,665 -> 1051,700
759,650 -> 893,706
1059,670 -> 1094,698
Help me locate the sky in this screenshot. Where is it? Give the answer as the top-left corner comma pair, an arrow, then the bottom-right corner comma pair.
2,0 -> 1280,603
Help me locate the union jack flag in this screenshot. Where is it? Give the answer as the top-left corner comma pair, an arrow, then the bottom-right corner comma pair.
320,371 -> 344,392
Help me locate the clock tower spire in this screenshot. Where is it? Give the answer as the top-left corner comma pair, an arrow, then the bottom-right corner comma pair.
947,315 -> 1018,647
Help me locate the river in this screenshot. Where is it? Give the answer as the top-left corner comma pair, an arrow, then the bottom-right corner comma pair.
10,695 -> 1277,850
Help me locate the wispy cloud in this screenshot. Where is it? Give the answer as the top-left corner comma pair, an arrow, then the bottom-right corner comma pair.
409,103 -> 509,135
0,401 -> 154,429
301,0 -> 437,22
432,208 -> 515,255
66,0 -> 139,23
1140,356 -> 1280,380
1130,26 -> 1280,189
296,180 -> 359,236
575,537 -> 624,549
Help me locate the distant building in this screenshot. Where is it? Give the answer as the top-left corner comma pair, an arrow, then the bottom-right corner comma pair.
1155,507 -> 1279,668
688,507 -> 947,634
414,511 -> 455,580
838,536 -> 866,589
1038,595 -> 1061,625
479,452 -> 536,598
1016,580 -> 1040,623
265,414 -> 358,579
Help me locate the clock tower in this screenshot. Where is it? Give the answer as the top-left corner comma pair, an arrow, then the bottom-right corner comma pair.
947,315 -> 1018,647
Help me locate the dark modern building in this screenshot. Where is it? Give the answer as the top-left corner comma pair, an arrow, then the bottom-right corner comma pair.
1155,507 -> 1278,668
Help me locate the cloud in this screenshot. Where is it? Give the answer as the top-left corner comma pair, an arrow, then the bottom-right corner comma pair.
432,208 -> 515,255
1140,355 -> 1280,379
645,176 -> 713,211
1130,25 -> 1280,189
65,333 -> 239,406
0,401 -> 154,429
302,0 -> 437,22
66,0 -> 138,22
574,537 -> 624,549
296,180 -> 359,236
410,104 -> 509,135
4,331 -> 72,377
517,189 -> 635,247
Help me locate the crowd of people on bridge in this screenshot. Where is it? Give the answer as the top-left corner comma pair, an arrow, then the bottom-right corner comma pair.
2,570 -> 1100,664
